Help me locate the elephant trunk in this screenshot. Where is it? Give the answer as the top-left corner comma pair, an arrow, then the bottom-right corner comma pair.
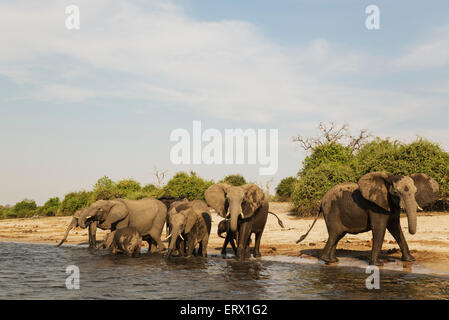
404,198 -> 418,235
57,217 -> 78,247
79,208 -> 94,229
229,203 -> 241,233
168,228 -> 182,256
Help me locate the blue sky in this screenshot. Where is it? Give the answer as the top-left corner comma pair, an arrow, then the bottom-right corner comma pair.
1,0 -> 449,205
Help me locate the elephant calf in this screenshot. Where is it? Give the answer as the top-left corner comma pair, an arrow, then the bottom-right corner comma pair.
96,227 -> 142,257
167,200 -> 212,258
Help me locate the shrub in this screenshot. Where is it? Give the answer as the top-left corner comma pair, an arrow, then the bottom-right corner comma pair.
142,183 -> 157,193
292,162 -> 356,216
91,176 -> 122,201
220,174 -> 247,186
275,177 -> 298,201
9,199 -> 38,218
301,143 -> 354,175
117,179 -> 142,194
59,191 -> 92,216
163,171 -> 214,200
41,197 -> 61,216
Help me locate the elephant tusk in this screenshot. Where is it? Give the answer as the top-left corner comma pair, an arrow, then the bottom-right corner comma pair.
165,234 -> 172,240
179,234 -> 185,241
418,205 -> 424,212
240,212 -> 244,218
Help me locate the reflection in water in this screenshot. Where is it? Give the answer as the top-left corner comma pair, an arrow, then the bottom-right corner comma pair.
0,242 -> 448,299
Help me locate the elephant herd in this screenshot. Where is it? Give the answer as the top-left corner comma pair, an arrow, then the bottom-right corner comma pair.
57,173 -> 441,265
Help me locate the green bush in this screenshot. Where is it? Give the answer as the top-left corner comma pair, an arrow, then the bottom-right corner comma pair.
117,179 -> 142,193
91,176 -> 122,201
301,143 -> 354,174
59,191 -> 92,216
8,199 -> 38,218
163,171 -> 214,200
292,162 -> 356,216
142,183 -> 157,193
220,174 -> 247,186
41,197 -> 60,216
292,137 -> 449,216
275,177 -> 298,201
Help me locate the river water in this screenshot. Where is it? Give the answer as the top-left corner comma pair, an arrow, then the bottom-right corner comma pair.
0,242 -> 448,299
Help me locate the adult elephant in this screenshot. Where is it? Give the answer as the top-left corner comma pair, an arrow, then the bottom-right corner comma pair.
57,209 -> 98,248
297,172 -> 440,266
79,198 -> 167,253
204,183 -> 268,260
166,200 -> 212,257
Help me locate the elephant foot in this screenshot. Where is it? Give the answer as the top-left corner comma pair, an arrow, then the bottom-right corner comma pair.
253,252 -> 262,258
369,259 -> 384,266
401,254 -> 415,262
319,254 -> 338,264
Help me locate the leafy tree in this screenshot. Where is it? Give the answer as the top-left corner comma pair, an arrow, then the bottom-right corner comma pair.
59,191 -> 92,216
275,177 -> 298,201
41,197 -> 60,216
10,199 -> 38,218
163,171 -> 214,200
220,174 -> 247,186
91,176 -> 121,201
117,179 -> 142,193
292,162 -> 356,216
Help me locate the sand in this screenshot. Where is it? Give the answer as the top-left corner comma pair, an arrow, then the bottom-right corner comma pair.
1,202 -> 449,274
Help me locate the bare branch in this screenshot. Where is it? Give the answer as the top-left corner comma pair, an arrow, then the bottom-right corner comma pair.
293,121 -> 371,153
153,167 -> 168,188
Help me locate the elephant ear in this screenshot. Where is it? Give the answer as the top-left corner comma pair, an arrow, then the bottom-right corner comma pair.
358,172 -> 392,211
242,184 -> 265,218
409,173 -> 440,207
204,183 -> 231,218
100,200 -> 129,229
184,210 -> 198,234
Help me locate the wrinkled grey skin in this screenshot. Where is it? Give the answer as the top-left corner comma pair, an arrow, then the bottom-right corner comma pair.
204,183 -> 268,260
96,227 -> 142,257
298,172 -> 439,266
167,200 -> 212,258
78,198 -> 167,254
57,209 -> 98,248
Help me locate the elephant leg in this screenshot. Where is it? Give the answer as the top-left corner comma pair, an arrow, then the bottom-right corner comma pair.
320,231 -> 343,263
221,235 -> 230,256
253,231 -> 263,258
148,229 -> 165,252
387,218 -> 415,262
200,236 -> 208,258
88,222 -> 97,249
329,232 -> 346,262
370,225 -> 387,266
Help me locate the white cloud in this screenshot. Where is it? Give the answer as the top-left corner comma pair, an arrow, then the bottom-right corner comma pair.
393,25 -> 449,69
0,0 -> 445,128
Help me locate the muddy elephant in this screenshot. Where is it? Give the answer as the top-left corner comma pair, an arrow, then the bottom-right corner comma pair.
57,209 -> 98,248
297,172 -> 440,266
96,227 -> 142,257
204,183 -> 269,260
79,198 -> 167,253
166,200 -> 212,257
218,211 -> 284,257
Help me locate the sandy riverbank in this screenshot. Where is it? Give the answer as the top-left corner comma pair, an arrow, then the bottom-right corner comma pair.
1,202 -> 449,274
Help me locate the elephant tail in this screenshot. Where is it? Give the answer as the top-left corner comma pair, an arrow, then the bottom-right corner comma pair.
296,207 -> 322,244
268,211 -> 285,229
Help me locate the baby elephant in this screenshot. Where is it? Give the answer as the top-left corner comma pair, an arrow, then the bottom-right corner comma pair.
96,227 -> 142,257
